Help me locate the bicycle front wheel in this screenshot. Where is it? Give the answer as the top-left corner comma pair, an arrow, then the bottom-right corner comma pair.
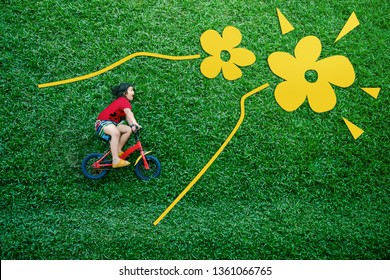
134,155 -> 161,181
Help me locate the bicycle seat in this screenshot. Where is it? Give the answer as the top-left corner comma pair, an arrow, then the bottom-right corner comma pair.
100,134 -> 111,142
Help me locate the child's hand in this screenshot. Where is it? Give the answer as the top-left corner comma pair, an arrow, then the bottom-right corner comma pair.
131,123 -> 141,132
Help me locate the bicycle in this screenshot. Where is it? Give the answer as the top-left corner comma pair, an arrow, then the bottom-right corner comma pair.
81,128 -> 161,181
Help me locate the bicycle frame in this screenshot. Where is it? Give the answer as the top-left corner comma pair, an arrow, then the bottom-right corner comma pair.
92,132 -> 150,170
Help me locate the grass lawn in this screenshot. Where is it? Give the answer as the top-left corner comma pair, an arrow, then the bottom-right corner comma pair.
1,0 -> 389,259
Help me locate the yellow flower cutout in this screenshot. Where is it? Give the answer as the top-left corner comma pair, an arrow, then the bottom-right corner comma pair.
268,35 -> 355,113
200,26 -> 256,80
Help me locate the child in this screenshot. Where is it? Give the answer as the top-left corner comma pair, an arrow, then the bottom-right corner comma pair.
95,83 -> 141,168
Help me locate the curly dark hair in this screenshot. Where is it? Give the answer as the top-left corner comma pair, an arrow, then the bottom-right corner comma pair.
111,82 -> 134,99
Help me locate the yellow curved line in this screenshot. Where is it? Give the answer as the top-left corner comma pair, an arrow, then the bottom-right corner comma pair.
37,52 -> 201,88
153,82 -> 270,226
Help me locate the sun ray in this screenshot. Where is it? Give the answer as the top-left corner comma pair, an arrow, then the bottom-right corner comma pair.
335,11 -> 360,43
276,8 -> 294,35
343,117 -> 364,140
361,87 -> 381,99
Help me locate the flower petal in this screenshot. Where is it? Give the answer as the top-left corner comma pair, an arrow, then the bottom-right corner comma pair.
222,26 -> 242,48
294,36 -> 322,65
221,61 -> 242,80
307,82 -> 337,113
274,80 -> 307,112
200,29 -> 223,55
314,55 -> 355,87
268,51 -> 301,80
200,56 -> 222,79
229,48 -> 256,67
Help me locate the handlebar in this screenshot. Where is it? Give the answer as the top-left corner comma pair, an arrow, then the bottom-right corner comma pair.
132,125 -> 142,141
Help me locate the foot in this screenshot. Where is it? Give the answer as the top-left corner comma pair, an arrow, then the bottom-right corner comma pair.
118,151 -> 124,157
112,159 -> 130,168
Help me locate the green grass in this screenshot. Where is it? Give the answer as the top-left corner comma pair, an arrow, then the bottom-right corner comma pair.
1,0 -> 389,259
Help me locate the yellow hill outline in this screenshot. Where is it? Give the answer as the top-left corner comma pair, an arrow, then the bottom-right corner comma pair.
153,83 -> 270,225
38,52 -> 201,88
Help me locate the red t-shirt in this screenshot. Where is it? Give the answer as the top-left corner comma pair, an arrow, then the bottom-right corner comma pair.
97,96 -> 132,123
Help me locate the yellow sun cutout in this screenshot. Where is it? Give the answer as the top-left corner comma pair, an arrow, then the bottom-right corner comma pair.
271,9 -> 381,140
37,8 -> 382,226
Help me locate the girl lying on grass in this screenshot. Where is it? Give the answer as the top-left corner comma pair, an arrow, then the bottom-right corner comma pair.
95,83 -> 141,168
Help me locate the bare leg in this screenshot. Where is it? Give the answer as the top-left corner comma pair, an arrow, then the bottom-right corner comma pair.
117,124 -> 132,154
103,124 -> 121,164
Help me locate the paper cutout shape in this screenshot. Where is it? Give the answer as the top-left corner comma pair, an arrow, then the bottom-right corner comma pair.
276,8 -> 295,35
38,52 -> 200,88
39,26 -> 256,88
200,26 -> 256,80
343,118 -> 364,140
153,83 -> 270,226
268,36 -> 355,113
335,12 -> 360,42
361,87 -> 380,99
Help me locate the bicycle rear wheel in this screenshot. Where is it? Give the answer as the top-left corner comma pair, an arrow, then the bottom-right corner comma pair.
81,153 -> 110,180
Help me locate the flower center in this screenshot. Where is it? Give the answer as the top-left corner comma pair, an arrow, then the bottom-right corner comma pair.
305,69 -> 319,83
220,50 -> 231,62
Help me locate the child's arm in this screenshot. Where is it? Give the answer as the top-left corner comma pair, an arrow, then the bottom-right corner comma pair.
124,108 -> 141,130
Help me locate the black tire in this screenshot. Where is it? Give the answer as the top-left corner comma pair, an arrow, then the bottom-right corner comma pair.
81,153 -> 110,180
134,155 -> 161,181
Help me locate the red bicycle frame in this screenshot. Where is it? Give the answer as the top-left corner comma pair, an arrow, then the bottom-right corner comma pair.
92,135 -> 150,170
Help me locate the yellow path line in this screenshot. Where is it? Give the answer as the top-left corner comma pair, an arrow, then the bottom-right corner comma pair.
153,83 -> 270,226
38,52 -> 201,88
